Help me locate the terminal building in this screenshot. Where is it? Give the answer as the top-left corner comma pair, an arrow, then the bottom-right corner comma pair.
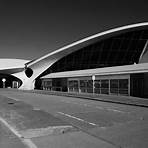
0,22 -> 148,98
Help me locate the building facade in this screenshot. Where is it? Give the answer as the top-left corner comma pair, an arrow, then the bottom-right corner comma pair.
0,22 -> 148,99
40,23 -> 148,98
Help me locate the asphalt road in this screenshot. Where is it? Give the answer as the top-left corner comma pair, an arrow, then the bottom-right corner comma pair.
0,121 -> 27,148
0,89 -> 148,148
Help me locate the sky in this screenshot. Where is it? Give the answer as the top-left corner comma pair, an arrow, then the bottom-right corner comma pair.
0,0 -> 148,60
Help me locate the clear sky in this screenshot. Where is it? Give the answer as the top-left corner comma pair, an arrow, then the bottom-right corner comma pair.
0,0 -> 148,60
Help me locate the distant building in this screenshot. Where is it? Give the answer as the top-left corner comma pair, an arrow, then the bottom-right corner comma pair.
0,22 -> 148,98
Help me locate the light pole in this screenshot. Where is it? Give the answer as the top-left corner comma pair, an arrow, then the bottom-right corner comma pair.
2,78 -> 6,88
92,75 -> 95,95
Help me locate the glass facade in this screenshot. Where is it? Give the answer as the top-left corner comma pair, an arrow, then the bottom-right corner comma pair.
80,80 -> 87,93
40,27 -> 148,98
110,79 -> 128,95
95,80 -> 101,94
68,78 -> 129,96
41,79 -> 52,90
40,29 -> 148,77
68,80 -> 79,92
101,80 -> 109,94
119,79 -> 129,95
110,79 -> 119,94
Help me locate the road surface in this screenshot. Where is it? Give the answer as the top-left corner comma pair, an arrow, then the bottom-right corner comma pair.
0,89 -> 148,148
0,121 -> 27,148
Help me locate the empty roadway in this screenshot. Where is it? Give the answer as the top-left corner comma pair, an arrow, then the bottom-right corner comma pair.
0,89 -> 148,148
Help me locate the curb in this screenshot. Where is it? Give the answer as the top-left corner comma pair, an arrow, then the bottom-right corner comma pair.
32,90 -> 148,108
1,88 -> 148,107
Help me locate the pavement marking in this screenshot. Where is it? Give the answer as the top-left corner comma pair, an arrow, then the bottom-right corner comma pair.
0,116 -> 38,148
0,116 -> 22,138
106,108 -> 125,113
96,106 -> 104,109
23,139 -> 38,148
58,112 -> 97,126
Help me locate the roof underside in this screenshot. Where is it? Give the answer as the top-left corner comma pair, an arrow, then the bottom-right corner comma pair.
40,28 -> 148,77
0,68 -> 24,74
41,63 -> 148,79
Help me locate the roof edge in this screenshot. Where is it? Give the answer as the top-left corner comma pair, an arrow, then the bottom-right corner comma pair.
28,22 -> 148,67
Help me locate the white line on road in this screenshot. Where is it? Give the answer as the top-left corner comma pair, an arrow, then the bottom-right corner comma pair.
96,106 -> 104,109
23,139 -> 38,148
58,112 -> 97,126
0,116 -> 38,148
106,108 -> 125,113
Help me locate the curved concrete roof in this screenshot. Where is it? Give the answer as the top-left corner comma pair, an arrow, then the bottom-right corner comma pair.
27,22 -> 148,68
0,59 -> 29,74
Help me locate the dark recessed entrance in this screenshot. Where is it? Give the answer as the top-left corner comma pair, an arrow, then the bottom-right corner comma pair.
0,73 -> 22,88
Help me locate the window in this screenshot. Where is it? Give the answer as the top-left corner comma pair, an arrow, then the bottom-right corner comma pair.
119,79 -> 129,95
110,79 -> 118,94
87,80 -> 93,93
80,80 -> 87,93
101,80 -> 109,94
68,80 -> 79,92
95,80 -> 101,94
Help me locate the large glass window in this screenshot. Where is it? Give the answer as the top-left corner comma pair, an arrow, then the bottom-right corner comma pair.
41,80 -> 52,90
46,81 -> 52,86
119,79 -> 128,95
79,80 -> 93,93
73,80 -> 79,92
68,81 -> 74,92
95,80 -> 101,94
68,78 -> 129,96
80,80 -> 87,93
87,80 -> 93,93
110,79 -> 119,94
68,80 -> 79,92
101,80 -> 109,94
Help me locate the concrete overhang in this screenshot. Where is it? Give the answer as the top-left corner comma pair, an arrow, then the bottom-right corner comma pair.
27,22 -> 148,68
41,63 -> 148,79
0,59 -> 29,70
0,68 -> 24,74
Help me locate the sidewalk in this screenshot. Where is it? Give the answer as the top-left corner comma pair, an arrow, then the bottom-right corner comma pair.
1,88 -> 148,107
29,89 -> 148,108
